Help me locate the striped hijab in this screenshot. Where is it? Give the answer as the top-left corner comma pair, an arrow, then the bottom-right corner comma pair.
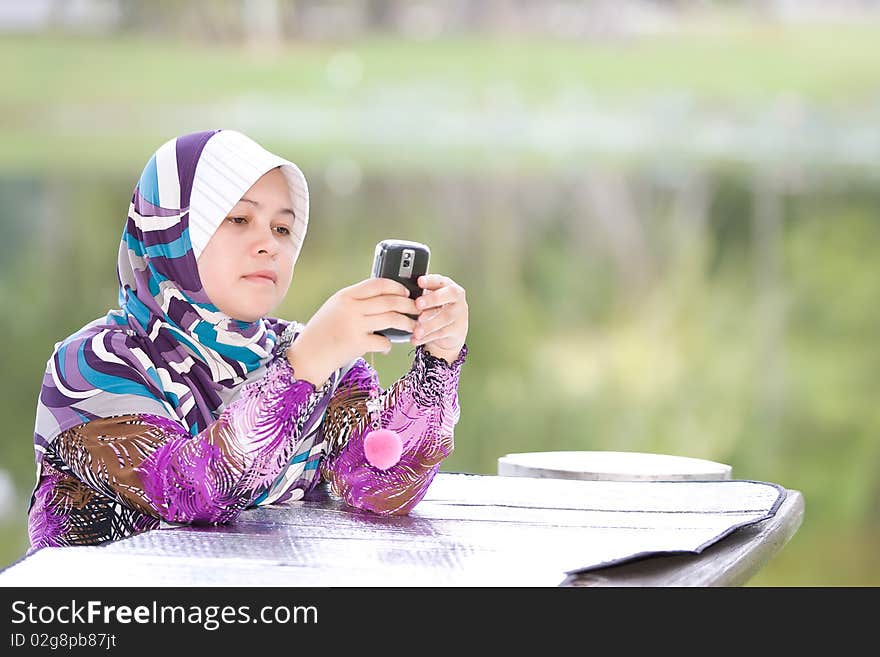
33,129 -> 316,468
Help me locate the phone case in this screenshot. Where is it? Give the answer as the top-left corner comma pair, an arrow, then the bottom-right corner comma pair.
371,239 -> 430,342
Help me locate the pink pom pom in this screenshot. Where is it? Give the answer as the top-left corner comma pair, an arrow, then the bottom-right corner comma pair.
363,429 -> 403,470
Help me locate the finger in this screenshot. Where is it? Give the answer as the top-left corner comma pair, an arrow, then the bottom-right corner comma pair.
359,294 -> 420,317
367,311 -> 418,335
415,287 -> 454,312
417,274 -> 450,292
366,334 -> 394,354
413,313 -> 456,343
415,305 -> 448,328
411,323 -> 455,346
351,277 -> 410,299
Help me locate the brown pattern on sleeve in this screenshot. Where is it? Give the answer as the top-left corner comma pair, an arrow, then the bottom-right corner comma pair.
28,453 -> 160,551
320,358 -> 402,459
51,414 -> 174,515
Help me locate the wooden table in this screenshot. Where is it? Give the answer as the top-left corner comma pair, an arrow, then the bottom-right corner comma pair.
0,472 -> 803,587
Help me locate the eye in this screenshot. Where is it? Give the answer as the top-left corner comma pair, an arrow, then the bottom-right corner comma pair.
274,225 -> 292,236
226,216 -> 247,225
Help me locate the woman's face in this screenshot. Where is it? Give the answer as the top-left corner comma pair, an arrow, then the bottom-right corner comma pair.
197,167 -> 297,322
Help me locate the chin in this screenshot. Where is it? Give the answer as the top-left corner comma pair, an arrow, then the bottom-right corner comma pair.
226,295 -> 278,323
229,307 -> 271,323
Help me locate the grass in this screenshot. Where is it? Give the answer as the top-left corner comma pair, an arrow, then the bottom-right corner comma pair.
3,22 -> 880,106
2,19 -> 880,176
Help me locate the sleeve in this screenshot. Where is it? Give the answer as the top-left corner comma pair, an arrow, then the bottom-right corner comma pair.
48,355 -> 334,526
319,343 -> 468,516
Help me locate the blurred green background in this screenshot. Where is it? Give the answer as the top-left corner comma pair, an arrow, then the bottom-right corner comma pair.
1,0 -> 879,585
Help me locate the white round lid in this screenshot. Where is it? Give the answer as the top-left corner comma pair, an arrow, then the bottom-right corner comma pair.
497,451 -> 733,481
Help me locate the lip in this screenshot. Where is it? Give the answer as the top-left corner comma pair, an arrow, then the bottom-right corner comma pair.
242,271 -> 277,284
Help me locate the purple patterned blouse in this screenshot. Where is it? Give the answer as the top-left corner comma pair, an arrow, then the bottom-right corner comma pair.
27,343 -> 467,553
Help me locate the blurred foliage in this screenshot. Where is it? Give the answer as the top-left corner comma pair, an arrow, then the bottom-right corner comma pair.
1,13 -> 879,584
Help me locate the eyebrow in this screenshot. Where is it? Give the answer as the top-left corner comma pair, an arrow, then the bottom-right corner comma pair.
237,197 -> 295,218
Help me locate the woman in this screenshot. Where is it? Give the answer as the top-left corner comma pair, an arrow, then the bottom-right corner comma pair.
28,129 -> 468,551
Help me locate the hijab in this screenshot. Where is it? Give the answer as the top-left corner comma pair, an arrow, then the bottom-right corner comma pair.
33,129 -> 345,505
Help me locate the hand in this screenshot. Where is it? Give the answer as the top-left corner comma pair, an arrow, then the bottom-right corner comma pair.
411,274 -> 468,363
287,278 -> 419,387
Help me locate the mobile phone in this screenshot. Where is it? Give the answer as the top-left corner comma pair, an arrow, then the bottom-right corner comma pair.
371,239 -> 431,343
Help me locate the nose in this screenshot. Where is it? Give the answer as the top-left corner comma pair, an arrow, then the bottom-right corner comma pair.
250,223 -> 279,258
